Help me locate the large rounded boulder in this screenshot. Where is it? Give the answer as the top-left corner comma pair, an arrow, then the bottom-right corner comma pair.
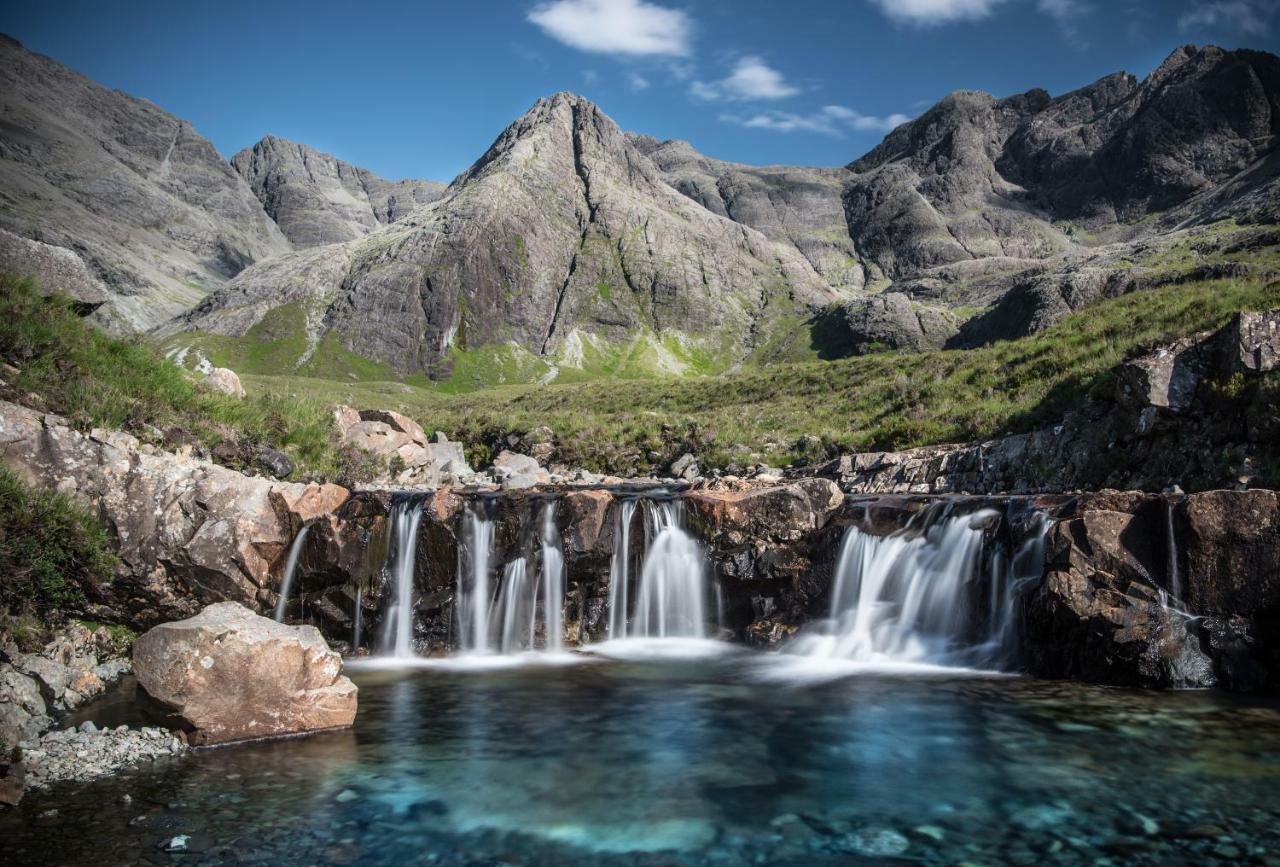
132,602 -> 357,745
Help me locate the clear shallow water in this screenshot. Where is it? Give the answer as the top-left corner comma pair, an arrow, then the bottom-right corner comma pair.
6,650 -> 1280,866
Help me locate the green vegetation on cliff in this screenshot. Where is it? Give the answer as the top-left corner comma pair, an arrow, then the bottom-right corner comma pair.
248,266 -> 1280,471
0,275 -> 343,477
0,465 -> 117,626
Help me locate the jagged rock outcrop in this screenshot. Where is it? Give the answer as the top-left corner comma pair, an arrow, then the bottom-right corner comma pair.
632,135 -> 865,293
814,309 -> 1280,495
0,400 -> 349,628
332,405 -> 472,486
1024,489 -> 1280,690
0,228 -> 108,312
847,46 -> 1280,279
823,292 -> 957,355
133,602 -> 357,744
177,93 -> 844,378
232,136 -> 445,247
0,624 -> 133,747
0,35 -> 290,331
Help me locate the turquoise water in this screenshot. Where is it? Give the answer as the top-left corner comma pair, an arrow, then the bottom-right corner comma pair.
5,644 -> 1280,865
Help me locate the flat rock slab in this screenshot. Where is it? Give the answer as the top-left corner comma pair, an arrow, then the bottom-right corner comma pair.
133,602 -> 356,745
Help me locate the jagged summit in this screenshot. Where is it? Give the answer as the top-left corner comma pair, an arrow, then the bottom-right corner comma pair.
179,92 -> 841,381
232,137 -> 445,247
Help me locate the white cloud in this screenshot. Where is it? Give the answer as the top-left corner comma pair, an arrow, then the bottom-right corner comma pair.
691,56 -> 800,101
867,0 -> 1008,26
527,0 -> 693,57
1037,0 -> 1091,42
721,105 -> 911,136
583,69 -> 600,83
628,72 -> 651,91
1178,0 -> 1274,35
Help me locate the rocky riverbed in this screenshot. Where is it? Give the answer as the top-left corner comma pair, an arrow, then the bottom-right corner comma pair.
17,722 -> 185,790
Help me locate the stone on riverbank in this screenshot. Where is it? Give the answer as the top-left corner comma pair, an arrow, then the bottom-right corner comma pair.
132,602 -> 356,745
18,724 -> 186,790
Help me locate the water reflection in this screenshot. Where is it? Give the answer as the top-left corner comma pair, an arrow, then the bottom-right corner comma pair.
5,661 -> 1280,866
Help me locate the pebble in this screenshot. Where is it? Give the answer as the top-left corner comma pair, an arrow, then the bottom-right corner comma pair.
835,828 -> 910,857
21,724 -> 188,789
335,789 -> 360,804
162,835 -> 191,852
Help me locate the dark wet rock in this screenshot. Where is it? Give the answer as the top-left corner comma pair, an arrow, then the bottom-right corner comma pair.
1024,489 -> 1280,689
133,602 -> 357,745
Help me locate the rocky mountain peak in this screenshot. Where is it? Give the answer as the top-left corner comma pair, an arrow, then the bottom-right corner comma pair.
232,135 -> 445,247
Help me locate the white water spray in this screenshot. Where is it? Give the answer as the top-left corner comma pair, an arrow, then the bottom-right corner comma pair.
539,501 -> 565,652
389,498 -> 425,658
273,524 -> 311,622
457,503 -> 496,653
624,499 -> 706,635
789,509 -> 1003,666
607,500 -> 637,638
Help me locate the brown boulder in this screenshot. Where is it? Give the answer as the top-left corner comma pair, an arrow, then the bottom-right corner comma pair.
133,603 -> 356,745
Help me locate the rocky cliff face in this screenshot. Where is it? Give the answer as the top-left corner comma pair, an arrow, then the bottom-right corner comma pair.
0,35 -> 290,331
177,93 -> 844,378
0,400 -> 348,628
231,136 -> 445,247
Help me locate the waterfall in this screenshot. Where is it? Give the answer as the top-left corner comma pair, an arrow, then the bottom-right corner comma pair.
386,497 -> 426,658
494,558 -> 536,652
789,508 -> 1016,667
352,586 -> 364,652
539,501 -> 565,652
609,499 -> 709,640
1165,498 -> 1183,603
607,500 -> 637,638
457,503 -> 496,654
273,524 -> 311,622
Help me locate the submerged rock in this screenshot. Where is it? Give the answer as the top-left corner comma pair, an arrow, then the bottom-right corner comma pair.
133,602 -> 357,745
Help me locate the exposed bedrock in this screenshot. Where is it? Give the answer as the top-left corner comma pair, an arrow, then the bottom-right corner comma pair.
816,309 -> 1280,495
0,400 -> 350,629
279,481 -> 1280,693
1023,489 -> 1280,690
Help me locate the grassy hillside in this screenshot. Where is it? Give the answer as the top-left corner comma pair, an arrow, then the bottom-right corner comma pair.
0,275 -> 345,478
3,225 -> 1278,477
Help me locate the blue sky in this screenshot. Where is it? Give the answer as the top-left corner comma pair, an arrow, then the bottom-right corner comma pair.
5,1 -> 1278,181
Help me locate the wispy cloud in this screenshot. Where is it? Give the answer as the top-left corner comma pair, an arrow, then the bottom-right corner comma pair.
1178,0 -> 1275,35
628,72 -> 651,91
720,105 -> 911,136
527,0 -> 692,57
866,0 -> 1008,26
1038,0 -> 1091,41
691,56 -> 800,101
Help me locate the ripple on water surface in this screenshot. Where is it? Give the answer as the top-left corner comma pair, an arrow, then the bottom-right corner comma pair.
4,657 -> 1280,866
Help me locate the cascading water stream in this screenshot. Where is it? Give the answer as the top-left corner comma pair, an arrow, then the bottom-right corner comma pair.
385,497 -> 426,658
608,498 -> 712,640
494,558 -> 535,653
457,503 -> 496,654
607,500 -> 637,638
538,501 -> 565,652
273,524 -> 311,622
788,507 -> 1040,668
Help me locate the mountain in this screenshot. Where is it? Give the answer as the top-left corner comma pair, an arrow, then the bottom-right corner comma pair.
0,35 -> 290,331
231,137 -> 446,247
172,92 -> 845,383
2,35 -> 1274,379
